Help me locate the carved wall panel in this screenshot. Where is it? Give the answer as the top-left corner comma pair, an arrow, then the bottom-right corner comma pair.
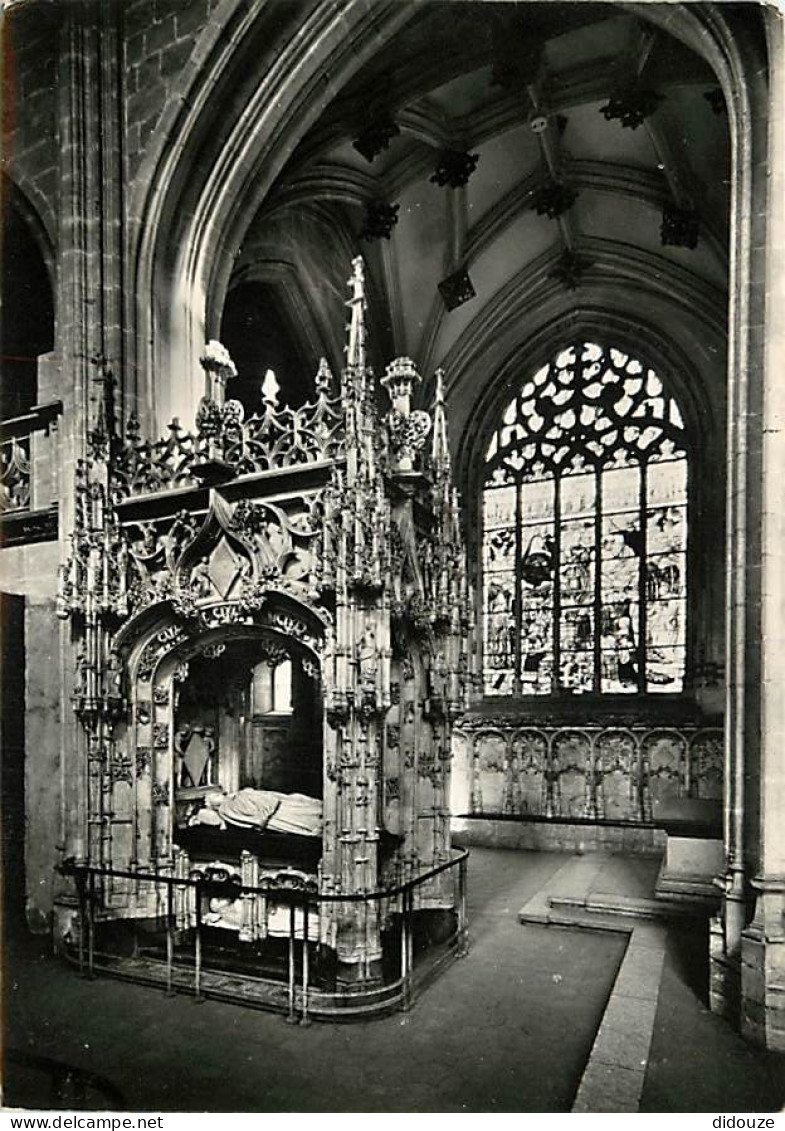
596,729 -> 638,821
644,729 -> 687,819
689,731 -> 723,800
552,730 -> 592,818
513,729 -> 548,816
476,730 -> 507,814
454,720 -> 722,826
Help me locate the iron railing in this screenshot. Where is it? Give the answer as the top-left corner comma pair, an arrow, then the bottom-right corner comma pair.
60,849 -> 469,1022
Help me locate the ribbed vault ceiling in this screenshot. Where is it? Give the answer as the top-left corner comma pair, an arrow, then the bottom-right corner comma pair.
225,1 -> 730,405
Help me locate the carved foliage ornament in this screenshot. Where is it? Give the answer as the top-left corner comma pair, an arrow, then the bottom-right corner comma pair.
531,180 -> 579,220
550,250 -> 593,291
112,359 -> 342,498
661,204 -> 699,250
438,267 -> 476,312
353,114 -> 400,163
361,200 -> 400,242
600,86 -> 664,130
430,150 -> 479,189
56,259 -> 473,891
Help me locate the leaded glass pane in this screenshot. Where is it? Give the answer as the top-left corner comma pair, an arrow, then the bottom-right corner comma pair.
482,483 -> 517,695
601,600 -> 641,693
646,508 -> 686,560
645,460 -> 687,691
646,644 -> 686,693
520,603 -> 553,694
484,572 -> 516,696
647,458 -> 687,507
519,478 -> 555,694
482,340 -> 688,697
561,616 -> 594,693
484,484 -> 516,531
560,473 -> 595,606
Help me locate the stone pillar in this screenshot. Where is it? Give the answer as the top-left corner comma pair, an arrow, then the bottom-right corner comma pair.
53,0 -> 126,939
710,17 -> 775,1026
55,0 -> 100,881
739,12 -> 785,1052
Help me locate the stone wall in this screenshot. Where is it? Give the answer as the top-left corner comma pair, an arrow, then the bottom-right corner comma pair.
1,4 -> 60,244
0,541 -> 62,931
124,0 -> 221,182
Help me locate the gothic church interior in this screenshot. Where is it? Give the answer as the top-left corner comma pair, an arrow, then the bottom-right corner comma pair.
1,0 -> 785,1112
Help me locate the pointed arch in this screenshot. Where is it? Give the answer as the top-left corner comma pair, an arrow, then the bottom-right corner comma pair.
129,0 -> 417,431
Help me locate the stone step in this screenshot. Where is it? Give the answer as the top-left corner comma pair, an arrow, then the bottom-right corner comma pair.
545,907 -> 631,934
551,892 -> 703,921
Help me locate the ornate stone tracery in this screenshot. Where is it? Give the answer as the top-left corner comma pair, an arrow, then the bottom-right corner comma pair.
56,256 -> 472,983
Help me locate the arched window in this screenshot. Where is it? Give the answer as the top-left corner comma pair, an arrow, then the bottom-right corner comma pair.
482,342 -> 688,698
251,657 -> 293,715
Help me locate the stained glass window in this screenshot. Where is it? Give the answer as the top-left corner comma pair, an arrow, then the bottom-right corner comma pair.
482,342 -> 688,697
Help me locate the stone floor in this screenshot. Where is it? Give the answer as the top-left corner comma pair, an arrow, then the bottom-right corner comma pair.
3,847 -> 784,1113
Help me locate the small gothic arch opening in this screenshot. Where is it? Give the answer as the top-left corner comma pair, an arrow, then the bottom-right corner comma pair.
0,184 -> 55,420
219,280 -> 313,412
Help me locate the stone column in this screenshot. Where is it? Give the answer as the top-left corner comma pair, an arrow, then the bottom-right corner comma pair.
53,0 -> 126,940
739,12 -> 785,1052
708,11 -> 775,1027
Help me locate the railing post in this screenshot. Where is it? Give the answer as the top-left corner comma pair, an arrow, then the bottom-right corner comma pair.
407,887 -> 414,995
166,877 -> 174,996
286,900 -> 297,1024
300,899 -> 311,1027
402,886 -> 409,1004
86,870 -> 95,978
401,888 -> 413,1012
193,879 -> 203,1002
75,869 -> 86,976
458,854 -> 469,957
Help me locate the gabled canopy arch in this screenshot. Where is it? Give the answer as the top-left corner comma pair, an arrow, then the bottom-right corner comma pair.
117,589 -> 329,693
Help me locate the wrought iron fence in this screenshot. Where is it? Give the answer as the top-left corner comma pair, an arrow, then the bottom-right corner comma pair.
60,849 -> 469,1022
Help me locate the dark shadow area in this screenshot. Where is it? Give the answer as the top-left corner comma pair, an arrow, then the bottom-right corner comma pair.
665,918 -> 711,1004
220,281 -> 312,413
3,1049 -> 126,1112
1,193 -> 53,420
1,593 -> 25,944
643,923 -> 785,1112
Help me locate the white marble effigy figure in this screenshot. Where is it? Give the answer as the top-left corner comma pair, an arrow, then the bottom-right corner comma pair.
190,787 -> 323,837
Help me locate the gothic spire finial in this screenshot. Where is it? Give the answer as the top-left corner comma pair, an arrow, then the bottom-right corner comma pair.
431,368 -> 450,472
315,357 -> 334,397
261,368 -> 280,409
345,256 -> 367,371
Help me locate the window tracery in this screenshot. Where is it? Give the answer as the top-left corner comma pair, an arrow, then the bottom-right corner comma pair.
482,342 -> 688,697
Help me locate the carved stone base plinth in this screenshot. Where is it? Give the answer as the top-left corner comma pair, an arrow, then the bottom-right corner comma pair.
655,835 -> 723,910
709,914 -> 741,1023
740,880 -> 785,1051
52,895 -> 81,955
